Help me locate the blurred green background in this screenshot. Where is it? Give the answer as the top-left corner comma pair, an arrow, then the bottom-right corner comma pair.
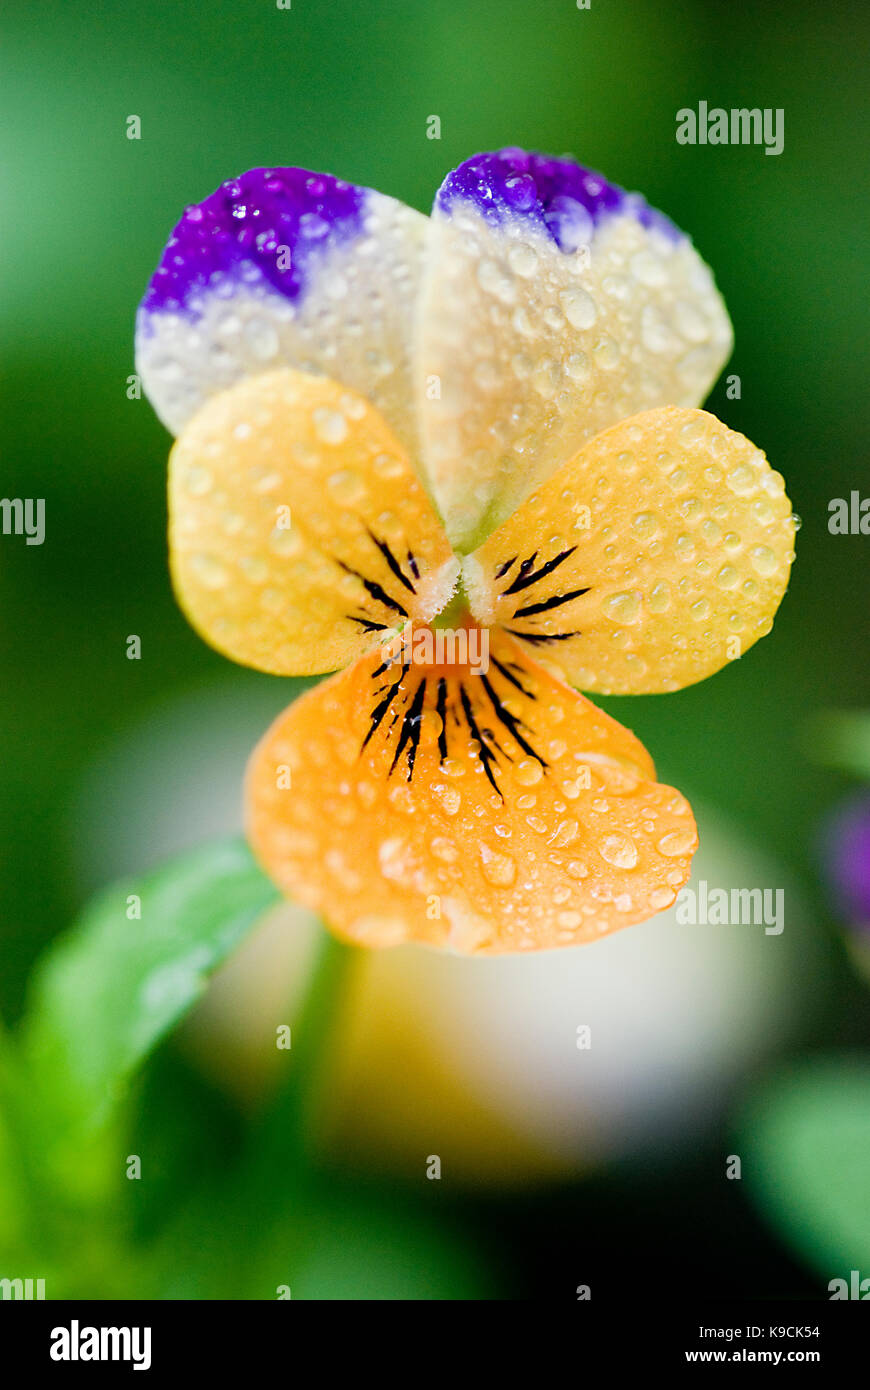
1,0 -> 868,1299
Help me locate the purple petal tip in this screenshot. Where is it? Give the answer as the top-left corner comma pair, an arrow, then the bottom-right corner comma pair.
140,167 -> 367,318
436,148 -> 681,250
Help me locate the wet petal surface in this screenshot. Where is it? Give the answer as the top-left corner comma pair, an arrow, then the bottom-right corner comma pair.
416,148 -> 732,549
247,628 -> 697,953
169,369 -> 457,675
464,407 -> 796,693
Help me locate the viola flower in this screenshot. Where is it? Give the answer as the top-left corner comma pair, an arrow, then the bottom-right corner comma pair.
136,149 -> 796,954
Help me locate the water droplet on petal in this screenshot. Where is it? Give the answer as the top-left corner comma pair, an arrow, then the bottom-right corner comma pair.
479,844 -> 516,886
313,407 -> 348,445
600,834 -> 638,869
515,759 -> 543,787
657,828 -> 695,857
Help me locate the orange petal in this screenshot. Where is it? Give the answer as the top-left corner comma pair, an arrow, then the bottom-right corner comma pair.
169,369 -> 458,675
246,626 -> 697,954
464,407 -> 796,693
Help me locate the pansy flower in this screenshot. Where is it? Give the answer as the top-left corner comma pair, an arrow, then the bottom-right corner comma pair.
136,149 -> 795,954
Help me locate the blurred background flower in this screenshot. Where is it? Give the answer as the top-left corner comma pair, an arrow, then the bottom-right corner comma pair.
823,796 -> 870,929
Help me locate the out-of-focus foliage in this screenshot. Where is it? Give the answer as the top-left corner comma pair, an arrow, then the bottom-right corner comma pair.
0,841 -> 494,1298
741,1058 -> 870,1278
20,838 -> 278,1140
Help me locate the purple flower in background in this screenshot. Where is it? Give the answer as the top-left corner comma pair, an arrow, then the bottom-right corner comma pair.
823,796 -> 870,928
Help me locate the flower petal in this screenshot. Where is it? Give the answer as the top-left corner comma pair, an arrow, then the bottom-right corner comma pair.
246,627 -> 697,954
416,148 -> 733,549
463,406 -> 796,694
136,166 -> 428,451
169,369 -> 458,675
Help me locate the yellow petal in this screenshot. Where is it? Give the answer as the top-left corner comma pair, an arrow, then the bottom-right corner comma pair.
246,626 -> 697,954
464,407 -> 796,693
169,369 -> 458,675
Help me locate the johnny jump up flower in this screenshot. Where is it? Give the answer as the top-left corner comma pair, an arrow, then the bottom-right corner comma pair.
135,149 -> 796,955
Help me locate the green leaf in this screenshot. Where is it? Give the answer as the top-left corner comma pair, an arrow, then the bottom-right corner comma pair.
148,1174 -> 498,1301
740,1055 -> 870,1280
20,837 -> 279,1139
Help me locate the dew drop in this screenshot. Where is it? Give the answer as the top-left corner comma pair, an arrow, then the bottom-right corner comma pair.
603,591 -> 641,624
649,886 -> 675,911
479,844 -> 516,886
313,408 -> 348,445
647,581 -> 671,614
268,526 -> 302,557
728,464 -> 756,495
507,243 -> 538,277
749,544 -> 777,577
600,834 -> 638,869
657,828 -> 695,856
515,759 -> 543,787
434,786 -> 462,816
327,469 -> 365,505
550,820 -> 579,848
189,553 -> 229,589
560,288 -> 598,330
566,860 -> 589,879
240,554 -> 268,583
373,452 -> 404,480
183,465 -> 213,496
632,510 -> 660,540
557,910 -> 583,929
243,317 -> 280,360
431,837 -> 459,863
593,334 -> 620,369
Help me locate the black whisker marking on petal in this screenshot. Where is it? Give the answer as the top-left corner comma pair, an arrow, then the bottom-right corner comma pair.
513,587 -> 590,619
361,663 -> 409,752
480,674 -> 549,768
337,561 -> 409,617
501,546 -> 577,595
490,655 -> 533,698
436,677 -> 449,765
366,528 -> 417,594
510,552 -> 539,589
459,684 -> 503,800
505,629 -> 581,645
495,556 -> 518,579
348,616 -> 390,633
480,725 -> 513,762
407,550 -> 420,580
389,677 -> 427,781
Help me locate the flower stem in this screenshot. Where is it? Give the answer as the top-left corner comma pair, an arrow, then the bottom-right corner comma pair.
248,928 -> 359,1179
